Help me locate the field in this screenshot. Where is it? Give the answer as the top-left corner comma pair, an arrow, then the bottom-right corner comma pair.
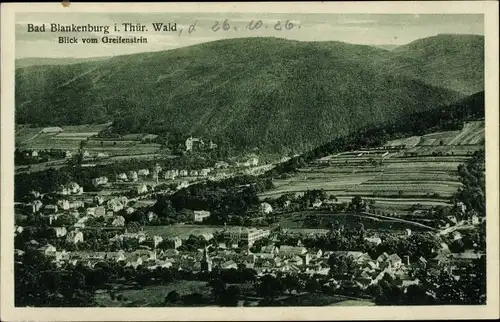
15,123 -> 162,157
260,122 -> 484,218
95,280 -> 211,307
269,293 -> 375,306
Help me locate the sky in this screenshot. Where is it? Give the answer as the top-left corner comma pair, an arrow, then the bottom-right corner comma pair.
15,13 -> 484,59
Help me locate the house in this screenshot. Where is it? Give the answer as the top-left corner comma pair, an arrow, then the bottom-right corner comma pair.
214,161 -> 229,169
453,231 -> 463,241
164,170 -> 177,180
456,201 -> 467,214
260,202 -> 273,214
69,201 -> 85,209
161,249 -> 180,259
43,204 -> 58,214
208,141 -> 217,150
312,200 -> 323,209
189,170 -> 199,177
134,249 -> 157,261
387,254 -> 403,269
201,233 -> 214,241
471,214 -> 480,225
345,251 -> 364,260
364,237 -> 382,245
106,250 -> 126,262
70,209 -> 80,218
39,244 -> 57,256
31,150 -> 39,157
128,171 -> 138,182
65,151 -> 72,159
87,207 -> 99,217
416,256 -> 428,270
147,211 -> 157,222
92,176 -> 109,187
117,173 -> 128,181
125,255 -> 144,269
96,152 -> 109,158
67,230 -> 84,244
41,126 -> 63,134
148,259 -> 174,270
67,182 -> 83,194
179,170 -> 189,177
106,198 -> 125,213
74,216 -> 89,229
153,235 -> 163,248
57,200 -> 70,211
279,246 -> 307,256
55,250 -> 70,262
27,200 -> 43,213
450,251 -> 484,262
112,216 -> 126,227
356,270 -> 373,288
138,169 -> 150,176
14,226 -> 24,236
47,213 -> 61,226
185,137 -> 204,152
136,184 -> 148,195
54,227 -> 68,238
260,245 -> 279,255
353,253 -> 372,265
193,210 -> 211,222
125,207 -> 135,215
220,260 -> 238,270
122,232 -> 147,243
30,190 -> 41,198
239,253 -> 256,265
200,168 -> 211,177
167,237 -> 182,249
447,215 -> 458,224
401,279 -> 420,289
377,252 -> 390,263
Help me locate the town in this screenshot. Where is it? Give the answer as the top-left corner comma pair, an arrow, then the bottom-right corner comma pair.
14,123 -> 487,307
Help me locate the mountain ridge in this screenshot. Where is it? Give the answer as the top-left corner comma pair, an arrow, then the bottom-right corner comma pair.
15,35 -> 482,154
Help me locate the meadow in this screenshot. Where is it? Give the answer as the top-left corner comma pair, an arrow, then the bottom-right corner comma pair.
259,121 -> 484,217
95,280 -> 212,307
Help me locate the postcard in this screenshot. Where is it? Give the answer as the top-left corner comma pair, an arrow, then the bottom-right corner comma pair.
1,1 -> 499,321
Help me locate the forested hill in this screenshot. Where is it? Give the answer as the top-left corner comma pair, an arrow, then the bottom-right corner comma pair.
15,35 -> 482,153
389,34 -> 484,95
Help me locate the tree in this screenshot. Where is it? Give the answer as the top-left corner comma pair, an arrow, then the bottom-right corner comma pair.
165,290 -> 180,304
220,285 -> 241,307
305,279 -> 321,293
15,248 -> 97,307
403,284 -> 432,305
350,196 -> 365,212
209,278 -> 227,300
256,274 -> 285,298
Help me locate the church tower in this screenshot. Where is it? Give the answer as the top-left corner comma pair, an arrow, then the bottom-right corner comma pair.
201,246 -> 212,272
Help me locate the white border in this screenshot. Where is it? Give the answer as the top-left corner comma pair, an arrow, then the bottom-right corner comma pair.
1,2 -> 499,321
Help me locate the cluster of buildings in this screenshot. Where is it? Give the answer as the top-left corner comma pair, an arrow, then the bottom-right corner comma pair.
185,137 -> 217,152
163,168 -> 214,181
